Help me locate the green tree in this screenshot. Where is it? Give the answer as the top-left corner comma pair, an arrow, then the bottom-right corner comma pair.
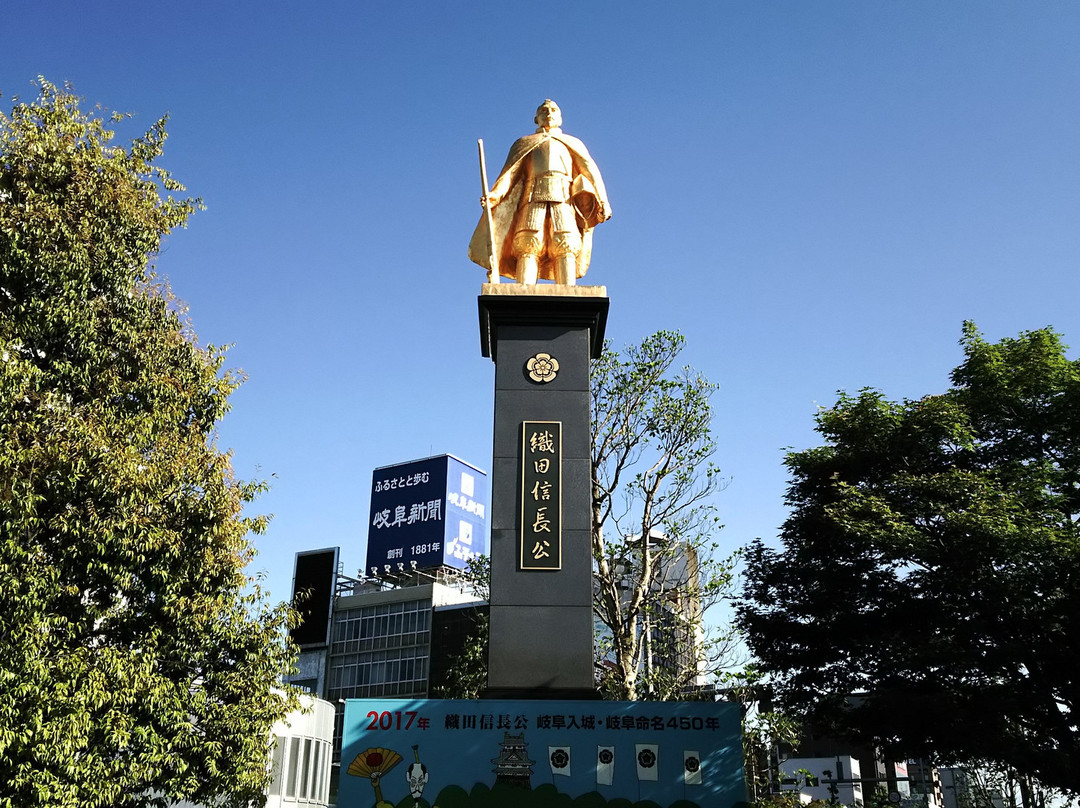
430,555 -> 489,700
742,705 -> 802,804
591,330 -> 740,701
738,323 -> 1080,793
0,80 -> 296,807
950,764 -> 1065,808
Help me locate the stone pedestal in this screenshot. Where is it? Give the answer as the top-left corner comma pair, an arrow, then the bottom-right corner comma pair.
478,284 -> 608,699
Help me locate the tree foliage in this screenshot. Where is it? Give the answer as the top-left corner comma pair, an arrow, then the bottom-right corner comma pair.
0,80 -> 296,807
742,706 -> 803,805
948,764 -> 1072,808
591,330 -> 740,700
738,323 -> 1080,793
430,555 -> 489,700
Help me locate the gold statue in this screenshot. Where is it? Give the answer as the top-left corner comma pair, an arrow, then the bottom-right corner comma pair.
469,100 -> 611,285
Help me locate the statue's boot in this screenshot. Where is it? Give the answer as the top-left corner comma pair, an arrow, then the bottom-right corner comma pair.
517,254 -> 539,285
555,254 -> 576,285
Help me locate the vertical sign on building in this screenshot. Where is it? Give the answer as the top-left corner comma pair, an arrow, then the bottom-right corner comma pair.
521,421 -> 562,570
290,547 -> 339,649
444,455 -> 488,566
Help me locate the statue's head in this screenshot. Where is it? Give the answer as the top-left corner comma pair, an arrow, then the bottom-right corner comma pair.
406,762 -> 429,799
534,99 -> 562,130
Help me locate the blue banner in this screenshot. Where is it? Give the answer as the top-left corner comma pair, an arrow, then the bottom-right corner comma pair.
340,698 -> 745,808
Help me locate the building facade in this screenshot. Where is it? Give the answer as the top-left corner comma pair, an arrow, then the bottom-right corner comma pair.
596,531 -> 707,696
285,564 -> 486,767
779,755 -> 865,807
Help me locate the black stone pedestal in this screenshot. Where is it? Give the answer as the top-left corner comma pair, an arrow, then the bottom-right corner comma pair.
478,285 -> 608,700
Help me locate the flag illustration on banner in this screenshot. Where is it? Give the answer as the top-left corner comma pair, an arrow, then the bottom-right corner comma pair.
636,743 -> 659,781
596,746 -> 615,786
684,750 -> 703,785
548,746 -> 571,777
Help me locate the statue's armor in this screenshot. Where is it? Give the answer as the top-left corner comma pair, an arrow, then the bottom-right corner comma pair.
527,136 -> 573,202
515,135 -> 580,259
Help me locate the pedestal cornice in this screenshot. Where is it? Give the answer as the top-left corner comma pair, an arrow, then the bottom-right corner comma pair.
478,285 -> 609,360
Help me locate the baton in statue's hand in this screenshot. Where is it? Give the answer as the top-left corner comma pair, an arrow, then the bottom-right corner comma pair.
477,139 -> 498,284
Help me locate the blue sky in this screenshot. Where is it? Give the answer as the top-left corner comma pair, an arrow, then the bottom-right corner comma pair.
5,1 -> 1080,607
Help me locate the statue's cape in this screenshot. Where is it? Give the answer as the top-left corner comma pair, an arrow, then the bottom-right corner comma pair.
468,131 -> 611,282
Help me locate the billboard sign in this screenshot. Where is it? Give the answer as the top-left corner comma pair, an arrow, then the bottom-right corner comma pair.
289,547 -> 338,648
366,455 -> 488,575
340,698 -> 744,808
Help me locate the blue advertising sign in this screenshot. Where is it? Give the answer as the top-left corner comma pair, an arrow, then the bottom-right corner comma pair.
366,455 -> 488,575
340,698 -> 745,808
443,455 -> 488,567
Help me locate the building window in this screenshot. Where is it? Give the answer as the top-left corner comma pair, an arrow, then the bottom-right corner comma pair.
269,737 -> 285,797
327,598 -> 432,757
275,732 -> 331,804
